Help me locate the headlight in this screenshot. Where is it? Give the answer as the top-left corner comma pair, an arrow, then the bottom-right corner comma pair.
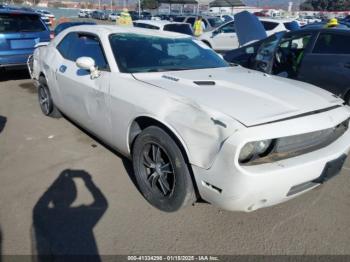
239,139 -> 273,163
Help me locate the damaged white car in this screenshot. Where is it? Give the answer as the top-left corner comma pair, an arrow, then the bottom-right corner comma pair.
29,25 -> 350,212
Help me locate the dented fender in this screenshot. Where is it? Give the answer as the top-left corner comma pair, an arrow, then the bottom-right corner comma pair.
159,96 -> 243,169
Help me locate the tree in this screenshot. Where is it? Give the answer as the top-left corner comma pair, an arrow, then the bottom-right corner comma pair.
141,0 -> 160,10
300,0 -> 350,11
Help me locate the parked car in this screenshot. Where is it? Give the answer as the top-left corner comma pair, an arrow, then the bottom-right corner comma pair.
78,9 -> 90,18
35,9 -> 55,26
108,12 -> 120,21
0,9 -> 50,70
29,25 -> 350,212
199,15 -> 299,52
260,18 -> 300,34
199,20 -> 238,51
173,15 -> 224,31
133,20 -> 193,35
216,14 -> 234,22
224,28 -> 350,104
53,22 -> 96,37
91,10 -> 108,20
301,21 -> 350,29
36,9 -> 55,19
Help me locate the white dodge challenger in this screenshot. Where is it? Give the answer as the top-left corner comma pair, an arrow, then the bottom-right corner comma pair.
29,25 -> 350,212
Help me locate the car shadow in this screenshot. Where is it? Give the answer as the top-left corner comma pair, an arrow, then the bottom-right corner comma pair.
0,116 -> 7,134
32,169 -> 108,261
0,69 -> 30,82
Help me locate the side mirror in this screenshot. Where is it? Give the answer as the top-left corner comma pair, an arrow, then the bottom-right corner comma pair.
76,57 -> 100,79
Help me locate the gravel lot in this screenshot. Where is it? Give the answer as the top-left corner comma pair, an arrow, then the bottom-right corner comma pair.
1,66 -> 350,257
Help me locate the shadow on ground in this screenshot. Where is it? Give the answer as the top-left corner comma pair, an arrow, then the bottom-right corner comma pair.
19,82 -> 37,94
32,169 -> 108,261
0,116 -> 6,134
62,114 -> 141,193
0,69 -> 30,82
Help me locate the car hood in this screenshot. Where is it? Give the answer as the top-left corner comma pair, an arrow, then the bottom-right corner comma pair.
133,67 -> 343,127
234,11 -> 267,46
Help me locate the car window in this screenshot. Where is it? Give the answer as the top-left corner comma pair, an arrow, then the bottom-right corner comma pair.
133,23 -> 159,30
255,34 -> 281,72
186,17 -> 195,26
57,32 -> 108,70
279,34 -> 312,50
109,33 -> 228,73
261,21 -> 279,31
163,24 -> 193,35
57,32 -> 74,59
220,22 -> 235,33
173,17 -> 185,22
208,17 -> 224,27
0,13 -> 46,33
313,33 -> 350,54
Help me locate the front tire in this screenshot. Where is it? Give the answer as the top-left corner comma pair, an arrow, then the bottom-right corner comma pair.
132,126 -> 196,212
38,76 -> 60,118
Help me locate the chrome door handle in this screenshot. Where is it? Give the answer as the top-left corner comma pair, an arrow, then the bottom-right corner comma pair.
59,65 -> 67,73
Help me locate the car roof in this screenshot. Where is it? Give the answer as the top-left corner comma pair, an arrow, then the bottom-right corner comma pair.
0,8 -> 38,15
289,27 -> 350,35
61,24 -> 192,39
134,20 -> 189,26
259,18 -> 297,23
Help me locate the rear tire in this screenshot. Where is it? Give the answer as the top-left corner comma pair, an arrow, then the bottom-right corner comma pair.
132,126 -> 196,212
38,76 -> 61,118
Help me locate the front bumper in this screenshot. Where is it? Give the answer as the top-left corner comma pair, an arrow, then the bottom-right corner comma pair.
192,106 -> 350,212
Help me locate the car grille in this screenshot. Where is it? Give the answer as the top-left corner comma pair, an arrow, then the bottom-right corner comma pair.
249,118 -> 349,165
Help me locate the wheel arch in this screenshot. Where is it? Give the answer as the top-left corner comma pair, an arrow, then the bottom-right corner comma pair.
201,40 -> 212,48
127,115 -> 191,163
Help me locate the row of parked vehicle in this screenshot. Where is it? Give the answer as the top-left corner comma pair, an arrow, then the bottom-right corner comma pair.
78,9 -> 152,21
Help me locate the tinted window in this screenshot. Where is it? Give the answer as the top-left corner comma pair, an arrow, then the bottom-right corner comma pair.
219,22 -> 235,33
186,17 -> 195,26
109,33 -> 228,73
173,16 -> 185,22
261,21 -> 279,31
0,13 -> 46,33
57,32 -> 74,58
163,24 -> 193,35
313,33 -> 350,54
133,23 -> 159,30
208,17 -> 224,27
58,33 -> 108,70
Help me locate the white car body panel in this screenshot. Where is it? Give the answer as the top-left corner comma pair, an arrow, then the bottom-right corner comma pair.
31,25 -> 350,211
200,18 -> 298,51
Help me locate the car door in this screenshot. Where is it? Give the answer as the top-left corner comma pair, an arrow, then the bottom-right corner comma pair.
55,32 -> 111,139
252,33 -> 283,73
297,31 -> 350,98
210,21 -> 237,51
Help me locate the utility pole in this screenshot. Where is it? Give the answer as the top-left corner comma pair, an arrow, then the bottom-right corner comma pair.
138,0 -> 141,17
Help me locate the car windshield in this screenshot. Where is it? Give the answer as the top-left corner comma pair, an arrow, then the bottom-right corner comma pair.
208,17 -> 224,27
0,13 -> 46,33
109,33 -> 229,73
